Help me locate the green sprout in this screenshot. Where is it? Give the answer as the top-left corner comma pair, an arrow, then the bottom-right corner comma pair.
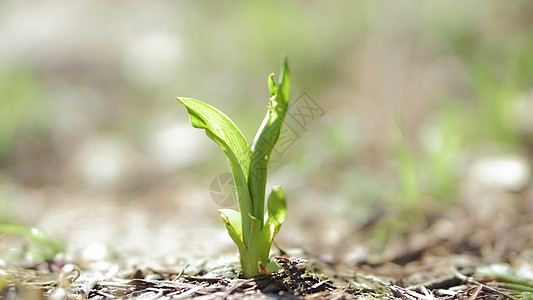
176,56 -> 290,278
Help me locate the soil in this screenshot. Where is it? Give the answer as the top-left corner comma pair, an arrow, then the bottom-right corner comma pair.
2,198 -> 532,299
0,254 -> 526,299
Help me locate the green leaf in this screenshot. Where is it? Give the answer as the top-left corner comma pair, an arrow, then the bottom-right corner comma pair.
253,186 -> 287,269
265,185 -> 287,239
266,185 -> 287,226
219,209 -> 244,249
268,73 -> 277,96
248,56 -> 290,224
242,213 -> 265,277
176,98 -> 250,177
0,223 -> 65,261
176,98 -> 253,242
277,56 -> 290,106
264,260 -> 282,274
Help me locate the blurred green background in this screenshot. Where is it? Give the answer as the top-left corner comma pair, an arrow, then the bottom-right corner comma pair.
1,1 -> 532,260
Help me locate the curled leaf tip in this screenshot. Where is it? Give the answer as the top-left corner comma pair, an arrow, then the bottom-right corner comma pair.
268,73 -> 277,96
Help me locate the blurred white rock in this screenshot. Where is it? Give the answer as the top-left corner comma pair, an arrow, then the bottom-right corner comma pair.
74,137 -> 132,189
144,117 -> 213,171
121,31 -> 182,88
466,155 -> 531,192
79,242 -> 113,262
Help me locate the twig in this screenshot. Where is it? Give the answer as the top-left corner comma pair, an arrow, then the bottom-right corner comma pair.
467,284 -> 482,300
169,284 -> 205,299
172,264 -> 189,282
181,275 -> 226,283
453,268 -> 514,299
222,278 -> 255,298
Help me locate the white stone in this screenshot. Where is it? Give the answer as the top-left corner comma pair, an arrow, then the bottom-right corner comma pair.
467,155 -> 531,192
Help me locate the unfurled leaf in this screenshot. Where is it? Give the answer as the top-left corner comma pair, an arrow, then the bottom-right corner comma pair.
177,98 -> 253,242
176,98 -> 250,177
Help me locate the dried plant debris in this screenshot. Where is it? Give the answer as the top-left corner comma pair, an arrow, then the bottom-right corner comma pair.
2,255 -> 532,299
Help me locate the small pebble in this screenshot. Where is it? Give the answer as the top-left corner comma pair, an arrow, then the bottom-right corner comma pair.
467,155 -> 531,192
49,288 -> 67,300
145,273 -> 165,281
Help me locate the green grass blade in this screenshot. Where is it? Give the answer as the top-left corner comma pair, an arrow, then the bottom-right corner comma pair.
0,223 -> 64,261
176,98 -> 253,242
248,56 -> 290,223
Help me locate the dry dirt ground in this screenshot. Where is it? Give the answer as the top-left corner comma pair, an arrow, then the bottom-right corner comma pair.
3,255 -> 529,299
1,185 -> 533,299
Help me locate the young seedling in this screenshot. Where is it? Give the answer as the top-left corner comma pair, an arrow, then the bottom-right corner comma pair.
176,56 -> 290,278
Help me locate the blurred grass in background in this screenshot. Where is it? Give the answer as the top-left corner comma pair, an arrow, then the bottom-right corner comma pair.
0,1 -> 532,256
